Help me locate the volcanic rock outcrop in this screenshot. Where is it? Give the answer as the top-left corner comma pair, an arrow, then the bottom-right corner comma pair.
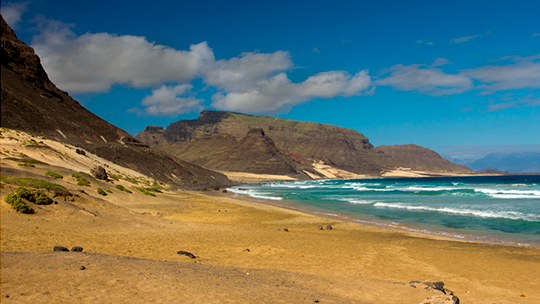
158,128 -> 312,178
137,111 -> 472,175
0,16 -> 230,187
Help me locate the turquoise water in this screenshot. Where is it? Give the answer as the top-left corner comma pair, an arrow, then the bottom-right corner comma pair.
228,175 -> 540,246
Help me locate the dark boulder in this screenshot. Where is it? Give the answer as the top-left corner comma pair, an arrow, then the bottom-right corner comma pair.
75,149 -> 86,156
326,225 -> 333,230
53,246 -> 69,252
318,226 -> 323,230
71,246 -> 84,252
94,166 -> 108,180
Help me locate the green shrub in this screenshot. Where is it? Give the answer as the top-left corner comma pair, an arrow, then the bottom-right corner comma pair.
4,192 -> 18,205
105,189 -> 112,193
78,171 -> 93,178
71,173 -> 90,187
15,187 -> 33,201
17,163 -> 35,167
33,190 -> 53,205
115,184 -> 132,193
97,188 -> 107,196
45,171 -> 63,179
4,178 -> 64,191
4,192 -> 34,214
136,187 -> 156,197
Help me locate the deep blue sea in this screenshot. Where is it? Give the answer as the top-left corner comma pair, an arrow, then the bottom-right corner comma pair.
228,175 -> 540,246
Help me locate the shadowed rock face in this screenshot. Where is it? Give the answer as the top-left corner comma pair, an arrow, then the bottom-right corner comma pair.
158,128 -> 311,178
1,16 -> 230,187
137,111 -> 472,175
138,111 -> 386,174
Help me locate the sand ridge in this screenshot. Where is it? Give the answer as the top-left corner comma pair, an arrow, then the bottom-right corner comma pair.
1,129 -> 539,303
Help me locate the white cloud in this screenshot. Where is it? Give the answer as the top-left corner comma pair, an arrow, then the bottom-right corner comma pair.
211,70 -> 373,113
532,33 -> 540,36
450,35 -> 482,43
31,17 -> 213,94
140,84 -> 204,115
430,58 -> 452,67
375,64 -> 472,96
1,1 -> 28,28
313,47 -> 320,53
461,60 -> 540,94
200,50 -> 293,92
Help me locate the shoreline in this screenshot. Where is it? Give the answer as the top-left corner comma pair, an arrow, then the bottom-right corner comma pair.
206,189 -> 540,248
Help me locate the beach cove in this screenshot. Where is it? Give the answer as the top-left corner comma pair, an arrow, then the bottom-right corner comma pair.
2,174 -> 539,303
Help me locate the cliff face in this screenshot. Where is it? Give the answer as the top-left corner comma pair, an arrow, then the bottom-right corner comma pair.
1,16 -> 230,187
159,128 -> 310,177
376,144 -> 472,172
138,111 -> 385,174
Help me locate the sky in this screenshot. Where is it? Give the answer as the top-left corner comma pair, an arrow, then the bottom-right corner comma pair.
2,0 -> 539,164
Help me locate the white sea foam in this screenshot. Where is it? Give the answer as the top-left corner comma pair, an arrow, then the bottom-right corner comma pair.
373,202 -> 540,221
474,188 -> 540,198
339,198 -> 377,204
228,188 -> 283,200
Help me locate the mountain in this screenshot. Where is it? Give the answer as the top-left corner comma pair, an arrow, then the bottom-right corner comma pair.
0,16 -> 230,188
137,111 -> 473,176
466,152 -> 540,173
377,144 -> 472,172
158,128 -> 312,178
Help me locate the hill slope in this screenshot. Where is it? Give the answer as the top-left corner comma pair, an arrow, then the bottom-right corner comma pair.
377,144 -> 472,172
158,128 -> 312,178
138,111 -> 472,175
466,152 -> 540,173
0,16 -> 229,188
138,111 -> 385,174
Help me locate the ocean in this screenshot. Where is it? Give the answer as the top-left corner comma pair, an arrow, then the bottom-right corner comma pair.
228,175 -> 540,246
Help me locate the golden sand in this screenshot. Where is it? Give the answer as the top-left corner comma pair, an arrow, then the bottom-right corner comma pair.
1,130 -> 538,303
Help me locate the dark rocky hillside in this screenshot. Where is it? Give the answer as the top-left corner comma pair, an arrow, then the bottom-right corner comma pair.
1,16 -> 230,188
138,111 -> 385,174
138,111 -> 472,175
159,128 -> 313,178
377,144 -> 472,172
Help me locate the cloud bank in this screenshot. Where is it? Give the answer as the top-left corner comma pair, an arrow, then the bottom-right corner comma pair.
30,17 -> 540,116
31,17 -> 373,115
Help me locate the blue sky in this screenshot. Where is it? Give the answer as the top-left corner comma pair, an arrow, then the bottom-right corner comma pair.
2,0 -> 539,164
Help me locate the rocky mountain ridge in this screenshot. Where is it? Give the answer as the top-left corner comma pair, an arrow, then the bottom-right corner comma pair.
0,16 -> 230,188
137,111 -> 473,177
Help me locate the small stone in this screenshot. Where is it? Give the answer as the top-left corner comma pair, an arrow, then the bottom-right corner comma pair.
326,225 -> 333,230
409,281 -> 421,284
283,228 -> 289,232
222,189 -> 227,193
75,149 -> 86,156
177,251 -> 196,258
53,246 -> 69,252
318,226 -> 323,230
79,266 -> 86,270
424,281 -> 445,292
71,246 -> 84,252
278,229 -> 282,232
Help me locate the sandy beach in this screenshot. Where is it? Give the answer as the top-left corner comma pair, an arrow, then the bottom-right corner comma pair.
1,131 -> 539,303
